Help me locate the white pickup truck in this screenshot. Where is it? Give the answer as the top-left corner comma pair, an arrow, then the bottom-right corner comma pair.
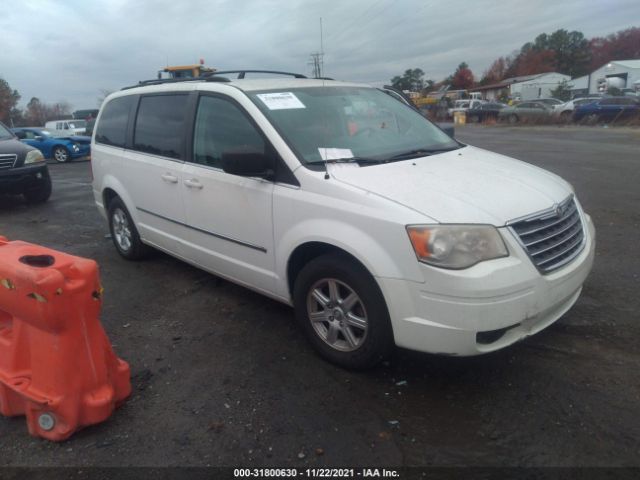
447,99 -> 486,117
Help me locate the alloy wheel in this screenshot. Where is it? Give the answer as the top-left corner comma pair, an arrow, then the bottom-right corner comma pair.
306,278 -> 368,352
112,208 -> 132,252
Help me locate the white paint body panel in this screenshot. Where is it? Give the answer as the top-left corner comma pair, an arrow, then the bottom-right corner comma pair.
92,79 -> 595,356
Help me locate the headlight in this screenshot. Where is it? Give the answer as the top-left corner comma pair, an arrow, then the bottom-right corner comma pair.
407,225 -> 508,269
72,144 -> 80,152
24,150 -> 45,164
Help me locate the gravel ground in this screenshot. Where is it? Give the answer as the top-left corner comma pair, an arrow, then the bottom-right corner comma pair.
0,125 -> 638,469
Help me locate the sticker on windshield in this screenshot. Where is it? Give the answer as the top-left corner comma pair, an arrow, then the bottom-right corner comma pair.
318,148 -> 353,160
257,92 -> 306,110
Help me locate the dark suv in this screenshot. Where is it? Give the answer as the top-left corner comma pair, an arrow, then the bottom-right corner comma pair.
0,121 -> 52,203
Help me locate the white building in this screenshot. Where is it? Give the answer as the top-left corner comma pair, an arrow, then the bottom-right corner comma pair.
470,72 -> 570,101
511,73 -> 571,100
587,59 -> 640,94
567,75 -> 589,97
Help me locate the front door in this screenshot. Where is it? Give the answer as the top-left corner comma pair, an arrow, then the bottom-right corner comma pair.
181,94 -> 276,295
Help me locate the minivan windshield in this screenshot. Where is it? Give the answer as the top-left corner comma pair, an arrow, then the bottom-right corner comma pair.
249,86 -> 459,165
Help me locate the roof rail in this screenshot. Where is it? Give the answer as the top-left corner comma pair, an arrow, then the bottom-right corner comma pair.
120,76 -> 231,91
204,70 -> 307,79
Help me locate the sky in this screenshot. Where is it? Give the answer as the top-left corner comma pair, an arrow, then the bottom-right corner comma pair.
1,0 -> 638,111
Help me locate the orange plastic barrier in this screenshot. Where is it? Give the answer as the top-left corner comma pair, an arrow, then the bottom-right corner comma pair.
0,237 -> 131,441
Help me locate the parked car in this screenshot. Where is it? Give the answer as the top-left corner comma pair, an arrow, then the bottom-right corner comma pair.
44,119 -> 87,137
573,97 -> 640,123
554,97 -> 603,121
92,72 -> 595,369
0,121 -> 51,203
12,128 -> 91,163
534,98 -> 564,109
466,102 -> 505,122
447,99 -> 485,118
498,101 -> 555,123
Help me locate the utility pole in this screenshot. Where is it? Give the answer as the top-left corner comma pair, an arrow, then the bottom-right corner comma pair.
308,52 -> 323,78
308,18 -> 325,78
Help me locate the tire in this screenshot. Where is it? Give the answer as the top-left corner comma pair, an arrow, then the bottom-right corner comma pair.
107,197 -> 152,260
52,146 -> 70,163
587,113 -> 599,124
293,253 -> 393,369
508,114 -> 519,124
560,111 -> 572,123
24,170 -> 52,204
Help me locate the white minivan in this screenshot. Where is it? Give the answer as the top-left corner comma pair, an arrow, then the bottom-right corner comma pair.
91,72 -> 595,368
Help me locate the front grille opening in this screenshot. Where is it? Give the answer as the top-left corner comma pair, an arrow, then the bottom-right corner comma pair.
510,197 -> 585,274
477,324 -> 520,345
0,154 -> 17,170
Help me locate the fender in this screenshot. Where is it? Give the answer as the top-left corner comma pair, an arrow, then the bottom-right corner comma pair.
96,174 -> 139,225
275,218 -> 425,299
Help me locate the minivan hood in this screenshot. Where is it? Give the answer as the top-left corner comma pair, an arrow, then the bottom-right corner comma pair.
329,145 -> 572,225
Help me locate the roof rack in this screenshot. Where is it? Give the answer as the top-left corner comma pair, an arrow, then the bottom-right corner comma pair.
121,76 -> 231,90
203,70 -> 307,79
121,70 -> 309,91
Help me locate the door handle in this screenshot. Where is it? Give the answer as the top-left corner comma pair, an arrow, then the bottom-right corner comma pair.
161,173 -> 178,184
184,178 -> 203,190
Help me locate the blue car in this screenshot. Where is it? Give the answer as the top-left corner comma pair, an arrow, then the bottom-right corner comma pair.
573,97 -> 640,123
11,127 -> 91,163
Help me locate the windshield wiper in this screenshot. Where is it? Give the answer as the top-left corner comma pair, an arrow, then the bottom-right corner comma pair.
307,157 -> 386,165
387,146 -> 461,161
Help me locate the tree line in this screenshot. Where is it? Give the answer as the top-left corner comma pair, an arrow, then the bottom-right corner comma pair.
0,78 -> 73,127
391,26 -> 640,93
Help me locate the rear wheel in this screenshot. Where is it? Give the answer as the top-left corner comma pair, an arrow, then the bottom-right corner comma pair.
107,197 -> 152,260
508,114 -> 519,124
293,254 -> 393,369
52,146 -> 70,163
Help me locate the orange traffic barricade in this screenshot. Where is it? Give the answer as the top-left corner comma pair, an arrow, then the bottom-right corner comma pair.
0,237 -> 131,441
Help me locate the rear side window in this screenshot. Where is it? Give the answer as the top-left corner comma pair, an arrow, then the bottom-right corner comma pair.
96,96 -> 136,147
133,94 -> 189,160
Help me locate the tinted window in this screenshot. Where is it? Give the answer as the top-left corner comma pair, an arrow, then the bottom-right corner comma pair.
192,96 -> 265,169
96,96 -> 136,147
133,94 -> 189,159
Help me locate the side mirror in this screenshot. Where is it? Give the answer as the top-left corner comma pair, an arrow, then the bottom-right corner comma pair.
221,151 -> 274,179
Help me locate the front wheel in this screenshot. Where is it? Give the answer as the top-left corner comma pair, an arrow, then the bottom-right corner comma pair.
24,171 -> 52,204
508,114 -> 519,124
587,113 -> 600,124
52,146 -> 70,163
293,254 -> 393,369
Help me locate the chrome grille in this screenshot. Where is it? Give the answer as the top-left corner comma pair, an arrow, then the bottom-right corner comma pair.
509,196 -> 585,274
0,154 -> 17,170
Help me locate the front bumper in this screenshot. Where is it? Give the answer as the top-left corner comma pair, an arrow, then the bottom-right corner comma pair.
378,213 -> 596,356
0,163 -> 49,194
70,145 -> 91,159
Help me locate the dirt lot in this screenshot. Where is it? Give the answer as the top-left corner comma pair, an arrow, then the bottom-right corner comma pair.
0,125 -> 639,469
